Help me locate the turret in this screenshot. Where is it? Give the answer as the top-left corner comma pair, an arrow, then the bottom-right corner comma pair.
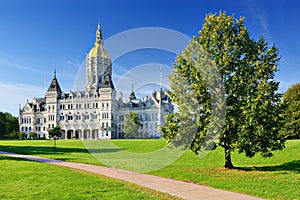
46,69 -> 62,96
45,70 -> 62,130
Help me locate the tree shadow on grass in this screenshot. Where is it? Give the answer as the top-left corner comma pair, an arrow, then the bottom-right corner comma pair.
0,156 -> 78,167
0,155 -> 33,162
236,160 -> 300,173
0,145 -> 123,156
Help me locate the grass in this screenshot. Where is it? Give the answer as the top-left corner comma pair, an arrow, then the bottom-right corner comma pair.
151,143 -> 300,199
0,139 -> 104,165
0,139 -> 300,199
0,155 -> 178,200
112,139 -> 167,153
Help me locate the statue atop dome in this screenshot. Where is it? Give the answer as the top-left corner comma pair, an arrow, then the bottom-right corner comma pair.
95,22 -> 103,45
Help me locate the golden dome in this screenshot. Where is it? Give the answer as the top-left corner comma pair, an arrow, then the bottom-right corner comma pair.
88,44 -> 110,59
88,23 -> 111,59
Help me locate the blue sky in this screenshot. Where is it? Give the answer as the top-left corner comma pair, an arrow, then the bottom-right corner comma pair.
0,0 -> 299,116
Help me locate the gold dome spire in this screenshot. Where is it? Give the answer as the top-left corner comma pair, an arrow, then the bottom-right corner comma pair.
88,23 -> 110,59
95,22 -> 103,45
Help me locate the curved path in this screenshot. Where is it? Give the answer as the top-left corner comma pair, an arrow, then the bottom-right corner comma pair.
0,151 -> 264,200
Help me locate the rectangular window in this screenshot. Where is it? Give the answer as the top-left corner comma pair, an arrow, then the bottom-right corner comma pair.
138,113 -> 142,120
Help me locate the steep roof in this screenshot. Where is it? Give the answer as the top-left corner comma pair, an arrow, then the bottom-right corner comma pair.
47,70 -> 62,93
100,74 -> 114,89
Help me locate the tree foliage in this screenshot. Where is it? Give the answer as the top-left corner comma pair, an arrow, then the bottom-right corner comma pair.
0,112 -> 19,137
29,131 -> 37,139
124,112 -> 140,138
283,83 -> 300,139
48,126 -> 62,138
162,11 -> 286,168
160,113 -> 180,142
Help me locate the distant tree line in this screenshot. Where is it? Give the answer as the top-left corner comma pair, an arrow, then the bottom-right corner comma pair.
282,83 -> 300,139
0,112 -> 19,138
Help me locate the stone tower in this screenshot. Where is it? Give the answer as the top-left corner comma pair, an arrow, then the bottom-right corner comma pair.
45,70 -> 62,130
85,23 -> 112,93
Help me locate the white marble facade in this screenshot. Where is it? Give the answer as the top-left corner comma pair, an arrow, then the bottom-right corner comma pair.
19,24 -> 173,139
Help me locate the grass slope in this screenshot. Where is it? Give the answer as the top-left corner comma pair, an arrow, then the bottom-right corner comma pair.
0,139 -> 299,199
0,155 -> 177,200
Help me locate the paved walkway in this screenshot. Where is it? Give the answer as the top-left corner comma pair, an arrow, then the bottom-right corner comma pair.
0,151 -> 264,200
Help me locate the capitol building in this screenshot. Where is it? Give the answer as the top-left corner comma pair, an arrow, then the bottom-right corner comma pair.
18,24 -> 173,139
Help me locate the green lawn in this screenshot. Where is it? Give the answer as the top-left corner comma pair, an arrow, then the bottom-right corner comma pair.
0,139 -> 300,199
0,139 -> 104,165
152,141 -> 300,199
0,154 -> 178,200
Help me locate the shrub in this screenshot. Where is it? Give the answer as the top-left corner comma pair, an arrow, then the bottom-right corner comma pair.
19,132 -> 26,139
29,132 -> 37,139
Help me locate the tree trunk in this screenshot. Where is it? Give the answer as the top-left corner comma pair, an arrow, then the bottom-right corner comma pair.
224,145 -> 234,169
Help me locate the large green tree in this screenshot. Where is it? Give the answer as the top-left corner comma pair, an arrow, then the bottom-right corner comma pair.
282,83 -> 300,139
162,12 -> 285,168
124,112 -> 140,138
